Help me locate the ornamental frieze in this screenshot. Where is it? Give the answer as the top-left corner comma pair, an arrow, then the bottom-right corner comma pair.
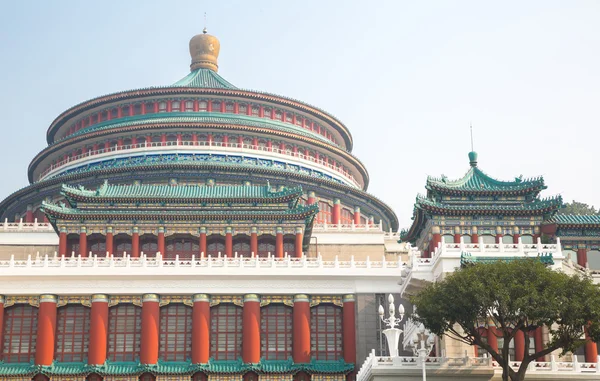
260,295 -> 294,307
158,295 -> 193,307
209,295 -> 244,307
57,295 -> 92,307
4,295 -> 40,307
310,295 -> 343,307
108,295 -> 142,307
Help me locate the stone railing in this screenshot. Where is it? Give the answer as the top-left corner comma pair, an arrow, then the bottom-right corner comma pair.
357,350 -> 600,381
312,222 -> 383,232
0,219 -> 54,232
0,252 -> 404,270
38,140 -> 362,188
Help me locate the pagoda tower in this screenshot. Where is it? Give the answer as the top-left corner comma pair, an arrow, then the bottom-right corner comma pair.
402,151 -> 562,257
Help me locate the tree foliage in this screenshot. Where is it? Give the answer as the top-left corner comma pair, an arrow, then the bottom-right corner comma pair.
409,259 -> 600,381
559,201 -> 599,215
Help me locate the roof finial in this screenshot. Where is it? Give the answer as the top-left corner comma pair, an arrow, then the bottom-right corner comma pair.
468,122 -> 478,167
189,18 -> 221,72
203,12 -> 207,34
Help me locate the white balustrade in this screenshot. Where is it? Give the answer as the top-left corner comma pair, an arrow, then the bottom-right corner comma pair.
0,218 -> 54,232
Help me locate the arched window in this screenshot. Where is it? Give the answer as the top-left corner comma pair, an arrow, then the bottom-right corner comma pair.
171,101 -> 180,112
88,234 -> 106,257
258,236 -> 276,258
159,304 -> 192,361
481,235 -> 495,244
199,101 -> 208,111
442,234 -> 454,243
261,305 -> 292,360
461,235 -> 472,244
158,101 -> 167,113
141,234 -> 158,257
341,209 -> 353,225
2,305 -> 37,362
310,305 -> 342,360
185,100 -> 194,112
207,236 -> 225,256
210,304 -> 242,360
114,234 -> 132,255
502,235 -> 513,244
233,236 -> 251,256
317,201 -> 332,224
108,305 -> 142,361
55,305 -> 90,362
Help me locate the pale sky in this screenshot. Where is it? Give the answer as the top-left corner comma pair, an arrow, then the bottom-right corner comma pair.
0,1 -> 598,228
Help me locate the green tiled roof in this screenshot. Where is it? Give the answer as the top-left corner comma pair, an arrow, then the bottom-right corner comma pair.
0,359 -> 353,376
41,201 -> 319,221
460,252 -> 555,266
173,69 -> 237,89
427,153 -> 545,194
415,194 -> 563,214
549,214 -> 600,225
62,182 -> 302,203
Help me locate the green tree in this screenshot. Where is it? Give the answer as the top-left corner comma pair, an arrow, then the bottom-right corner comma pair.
559,201 -> 599,215
409,259 -> 600,381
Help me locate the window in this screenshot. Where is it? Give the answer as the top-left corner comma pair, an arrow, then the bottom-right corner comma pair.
165,237 -> 199,260
207,240 -> 225,256
521,235 -> 534,244
225,103 -> 234,112
461,235 -> 472,244
185,101 -> 194,111
199,101 -> 208,111
192,373 -> 208,381
139,373 -> 155,381
239,104 -> 248,114
442,234 -> 454,243
261,305 -> 292,360
258,237 -> 276,258
283,239 -> 295,257
502,235 -> 514,244
171,101 -> 180,112
341,209 -> 353,225
588,250 -> 600,270
89,236 -> 107,257
210,304 -> 242,360
243,372 -> 258,381
212,101 -> 221,112
108,305 -> 142,361
317,202 -> 332,224
251,106 -> 259,116
55,305 -> 90,362
310,305 -> 343,360
145,102 -> 155,114
159,304 -> 192,361
233,238 -> 251,257
294,372 -> 311,381
158,101 -> 167,113
2,305 -> 37,362
481,235 -> 495,244
87,374 -> 103,381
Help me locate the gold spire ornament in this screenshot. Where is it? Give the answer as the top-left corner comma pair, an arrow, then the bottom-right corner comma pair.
189,27 -> 220,72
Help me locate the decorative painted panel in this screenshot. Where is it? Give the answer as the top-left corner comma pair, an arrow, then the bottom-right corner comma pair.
260,295 -> 294,307
208,375 -> 243,381
108,295 -> 142,307
58,295 -> 92,307
258,375 -> 293,381
159,295 -> 193,307
310,295 -> 343,307
209,295 -> 244,307
311,375 -> 345,381
4,296 -> 39,308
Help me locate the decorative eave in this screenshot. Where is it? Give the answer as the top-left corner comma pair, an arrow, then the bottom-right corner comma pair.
547,214 -> 600,228
45,87 -> 353,150
0,358 -> 354,377
425,167 -> 546,196
29,114 -> 370,188
61,182 -> 303,205
41,201 -> 319,222
2,160 -> 399,231
414,194 -> 563,216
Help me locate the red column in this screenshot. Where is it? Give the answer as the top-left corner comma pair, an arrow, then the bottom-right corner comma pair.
192,133 -> 198,145
577,244 -> 588,267
79,227 -> 88,257
132,227 -> 140,258
471,227 -> 479,245
131,137 -> 138,148
242,294 -> 261,363
332,198 -> 341,224
514,330 -> 525,361
307,191 -> 316,205
192,294 -> 210,363
250,227 -> 258,257
105,227 -> 113,256
266,141 -> 272,152
225,227 -> 233,257
176,133 -> 182,145
534,327 -> 544,362
275,227 -> 284,258
161,134 -> 166,146
59,227 -> 67,256
146,135 -> 152,146
140,294 -> 160,364
353,206 -> 361,225
157,227 -> 165,255
585,326 -> 599,363
496,234 -> 503,244
295,227 -> 303,258
25,204 -> 33,223
431,226 -> 442,253
343,295 -> 357,364
199,227 -> 207,257
293,294 -> 311,363
487,327 -> 499,353
88,294 -> 109,365
513,233 -> 520,244
35,294 -> 58,366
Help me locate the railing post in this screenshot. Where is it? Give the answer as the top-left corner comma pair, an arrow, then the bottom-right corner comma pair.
550,355 -> 558,371
573,354 -> 580,372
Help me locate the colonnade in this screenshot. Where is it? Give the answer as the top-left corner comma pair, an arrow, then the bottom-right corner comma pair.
0,294 -> 356,366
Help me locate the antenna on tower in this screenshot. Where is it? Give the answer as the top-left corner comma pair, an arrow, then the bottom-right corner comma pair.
470,122 -> 474,151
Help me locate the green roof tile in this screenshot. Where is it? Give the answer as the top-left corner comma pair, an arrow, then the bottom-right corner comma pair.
460,253 -> 555,266
415,194 -> 563,213
62,182 -> 302,202
427,167 -> 545,193
173,69 -> 237,89
550,214 -> 600,225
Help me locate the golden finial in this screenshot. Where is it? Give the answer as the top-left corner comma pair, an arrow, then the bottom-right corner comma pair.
189,19 -> 220,72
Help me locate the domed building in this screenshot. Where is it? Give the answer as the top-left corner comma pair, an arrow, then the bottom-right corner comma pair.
0,29 -> 403,381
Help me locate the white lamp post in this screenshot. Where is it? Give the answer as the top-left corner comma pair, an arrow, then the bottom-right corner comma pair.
407,323 -> 435,381
378,294 -> 405,357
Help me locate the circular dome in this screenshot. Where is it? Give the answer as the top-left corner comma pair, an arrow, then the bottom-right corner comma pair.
189,28 -> 220,72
